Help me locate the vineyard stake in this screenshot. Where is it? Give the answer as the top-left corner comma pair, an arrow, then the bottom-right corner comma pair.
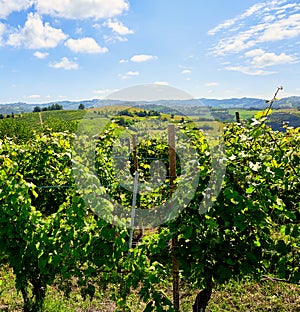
128,171 -> 139,252
168,124 -> 180,312
39,112 -> 43,125
128,134 -> 139,252
132,134 -> 138,172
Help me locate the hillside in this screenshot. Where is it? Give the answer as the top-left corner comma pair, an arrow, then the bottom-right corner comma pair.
1,96 -> 300,114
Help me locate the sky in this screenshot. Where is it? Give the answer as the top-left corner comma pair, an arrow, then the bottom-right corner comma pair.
0,0 -> 300,104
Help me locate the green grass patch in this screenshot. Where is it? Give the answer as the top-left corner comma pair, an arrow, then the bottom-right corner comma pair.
227,109 -> 259,120
1,265 -> 299,311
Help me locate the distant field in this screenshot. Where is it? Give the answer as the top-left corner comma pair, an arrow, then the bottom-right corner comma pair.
19,109 -> 86,123
227,109 -> 258,120
8,106 -> 300,125
210,107 -> 300,124
1,106 -> 299,142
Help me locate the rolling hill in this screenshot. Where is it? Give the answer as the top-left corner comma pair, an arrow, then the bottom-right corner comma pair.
0,96 -> 299,115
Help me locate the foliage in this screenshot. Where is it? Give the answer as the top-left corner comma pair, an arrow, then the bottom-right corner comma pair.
171,119 -> 299,290
0,111 -> 79,142
0,132 -> 126,311
80,116 -> 299,310
0,117 -> 34,141
0,109 -> 299,311
33,104 -> 63,112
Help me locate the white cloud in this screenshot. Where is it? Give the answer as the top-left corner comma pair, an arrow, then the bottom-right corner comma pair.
221,47 -> 298,76
208,1 -> 268,35
181,69 -> 192,74
263,15 -> 276,23
245,48 -> 298,67
209,1 -> 300,56
205,82 -> 219,87
0,23 -> 6,45
49,57 -> 78,70
279,3 -> 298,10
93,88 -> 119,97
130,54 -> 157,62
208,19 -> 236,36
242,2 -> 269,18
154,81 -> 169,86
260,14 -> 300,41
0,0 -> 34,19
65,38 -> 108,54
103,18 -> 134,35
277,13 -> 287,19
210,24 -> 263,55
26,94 -> 41,99
225,65 -> 275,76
103,34 -> 128,43
7,13 -> 67,49
126,70 -> 139,76
245,49 -> 268,58
119,59 -> 128,63
34,51 -> 49,58
118,70 -> 139,79
36,0 -> 129,20
75,27 -> 83,35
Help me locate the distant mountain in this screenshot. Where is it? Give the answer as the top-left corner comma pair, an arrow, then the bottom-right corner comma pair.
198,97 -> 266,108
198,96 -> 300,109
276,96 -> 300,109
0,96 -> 299,114
0,99 -> 124,115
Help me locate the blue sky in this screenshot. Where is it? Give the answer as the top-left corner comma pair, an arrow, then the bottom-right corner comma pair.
0,0 -> 300,103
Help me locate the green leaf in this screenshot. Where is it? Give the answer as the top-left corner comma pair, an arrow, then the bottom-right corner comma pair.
246,186 -> 255,194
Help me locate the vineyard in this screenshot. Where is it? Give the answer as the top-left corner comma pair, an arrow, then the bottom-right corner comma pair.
0,104 -> 299,311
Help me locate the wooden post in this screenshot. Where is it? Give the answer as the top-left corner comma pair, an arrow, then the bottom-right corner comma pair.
128,135 -> 139,252
128,171 -> 139,252
132,134 -> 143,236
168,124 -> 180,312
235,111 -> 240,123
38,112 -> 43,125
132,134 -> 138,172
168,125 -> 176,190
127,138 -> 131,153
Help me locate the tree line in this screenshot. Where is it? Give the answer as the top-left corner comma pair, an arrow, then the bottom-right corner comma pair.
33,103 -> 63,112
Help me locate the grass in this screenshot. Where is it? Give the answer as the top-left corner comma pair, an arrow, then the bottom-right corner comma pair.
207,279 -> 300,312
76,116 -> 111,136
1,265 -> 299,311
15,110 -> 86,125
227,109 -> 259,120
217,108 -> 300,123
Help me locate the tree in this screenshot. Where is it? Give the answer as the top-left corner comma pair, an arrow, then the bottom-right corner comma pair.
33,106 -> 41,112
78,103 -> 85,110
48,103 -> 62,111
